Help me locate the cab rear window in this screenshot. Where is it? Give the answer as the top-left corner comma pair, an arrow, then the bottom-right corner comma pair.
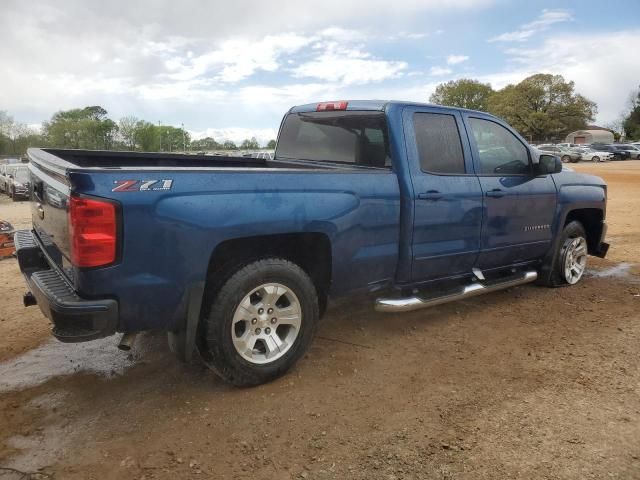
276,111 -> 391,168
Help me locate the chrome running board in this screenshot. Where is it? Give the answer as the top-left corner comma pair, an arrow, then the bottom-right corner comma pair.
375,271 -> 537,313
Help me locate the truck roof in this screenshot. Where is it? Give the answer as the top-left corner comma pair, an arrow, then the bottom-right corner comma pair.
290,100 -> 492,116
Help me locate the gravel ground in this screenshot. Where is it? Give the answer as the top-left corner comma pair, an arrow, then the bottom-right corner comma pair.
0,161 -> 638,480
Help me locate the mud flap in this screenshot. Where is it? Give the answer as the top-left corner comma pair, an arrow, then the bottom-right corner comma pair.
168,282 -> 204,362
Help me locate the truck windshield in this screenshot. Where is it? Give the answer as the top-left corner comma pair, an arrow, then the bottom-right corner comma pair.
276,111 -> 391,168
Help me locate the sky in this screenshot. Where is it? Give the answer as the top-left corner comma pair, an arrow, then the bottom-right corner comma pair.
0,0 -> 638,144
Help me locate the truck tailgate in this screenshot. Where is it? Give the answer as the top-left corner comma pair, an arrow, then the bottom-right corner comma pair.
28,159 -> 73,280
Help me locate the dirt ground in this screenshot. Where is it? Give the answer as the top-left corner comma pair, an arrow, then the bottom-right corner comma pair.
0,162 -> 639,480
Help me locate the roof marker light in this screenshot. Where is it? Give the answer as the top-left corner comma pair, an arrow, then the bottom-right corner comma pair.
316,101 -> 348,111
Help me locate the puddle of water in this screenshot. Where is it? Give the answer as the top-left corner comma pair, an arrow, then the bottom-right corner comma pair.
590,262 -> 634,279
0,336 -> 138,392
3,391 -> 76,475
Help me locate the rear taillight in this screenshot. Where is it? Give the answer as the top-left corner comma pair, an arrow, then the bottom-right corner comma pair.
316,101 -> 348,111
68,195 -> 118,268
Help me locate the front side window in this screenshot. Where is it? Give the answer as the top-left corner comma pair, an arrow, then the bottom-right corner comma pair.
276,111 -> 391,168
413,113 -> 465,174
469,118 -> 530,175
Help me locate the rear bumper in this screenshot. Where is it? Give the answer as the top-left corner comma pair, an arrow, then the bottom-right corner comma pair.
15,230 -> 119,342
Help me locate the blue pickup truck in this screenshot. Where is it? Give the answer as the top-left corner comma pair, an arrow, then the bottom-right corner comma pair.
16,100 -> 609,386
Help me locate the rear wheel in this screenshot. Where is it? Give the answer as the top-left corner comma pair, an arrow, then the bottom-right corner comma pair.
540,221 -> 588,287
592,156 -> 600,163
561,155 -> 571,163
198,258 -> 319,387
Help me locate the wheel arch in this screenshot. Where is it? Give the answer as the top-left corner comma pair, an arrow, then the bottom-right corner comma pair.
563,208 -> 604,255
202,232 -> 332,320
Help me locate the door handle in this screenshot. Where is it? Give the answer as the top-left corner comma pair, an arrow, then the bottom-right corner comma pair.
418,190 -> 443,200
485,189 -> 504,198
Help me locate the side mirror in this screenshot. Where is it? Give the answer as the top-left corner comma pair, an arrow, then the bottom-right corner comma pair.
536,154 -> 562,175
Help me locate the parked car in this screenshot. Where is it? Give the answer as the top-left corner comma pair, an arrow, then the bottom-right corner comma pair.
0,165 -> 6,194
556,143 -> 579,149
590,144 -> 630,161
614,144 -> 640,159
15,100 -> 609,386
0,164 -> 22,195
6,164 -> 30,200
538,145 -> 582,163
571,147 -> 613,162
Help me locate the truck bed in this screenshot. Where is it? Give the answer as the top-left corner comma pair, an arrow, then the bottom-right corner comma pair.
38,148 -> 282,169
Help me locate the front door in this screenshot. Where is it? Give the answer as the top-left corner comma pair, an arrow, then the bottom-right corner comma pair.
464,114 -> 557,270
404,107 -> 483,282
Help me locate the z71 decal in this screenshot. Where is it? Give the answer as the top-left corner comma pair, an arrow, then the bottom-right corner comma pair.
112,179 -> 174,192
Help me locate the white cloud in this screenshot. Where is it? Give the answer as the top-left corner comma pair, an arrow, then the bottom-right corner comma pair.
291,43 -> 408,85
489,9 -> 573,43
390,32 -> 429,40
446,54 -> 469,65
429,66 -> 453,76
164,33 -> 313,83
485,30 -> 640,124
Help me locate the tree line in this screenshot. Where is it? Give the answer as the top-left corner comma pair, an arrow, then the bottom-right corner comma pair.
3,73 -> 638,156
0,106 -> 276,156
429,73 -> 601,142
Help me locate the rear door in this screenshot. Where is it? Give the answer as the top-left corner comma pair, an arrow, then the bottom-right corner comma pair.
403,106 -> 483,282
463,114 -> 557,269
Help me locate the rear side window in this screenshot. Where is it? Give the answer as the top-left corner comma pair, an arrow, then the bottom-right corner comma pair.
276,111 -> 391,168
413,113 -> 466,174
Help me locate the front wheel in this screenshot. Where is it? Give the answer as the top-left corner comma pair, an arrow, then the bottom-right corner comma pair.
592,156 -> 600,163
198,258 -> 319,386
561,155 -> 571,163
540,221 -> 588,287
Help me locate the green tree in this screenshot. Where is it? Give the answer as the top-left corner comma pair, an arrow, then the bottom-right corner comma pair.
222,140 -> 237,150
240,137 -> 260,150
158,125 -> 190,152
191,137 -> 220,151
43,106 -> 118,150
133,121 -> 158,151
488,74 -> 596,142
623,85 -> 640,140
266,139 -> 276,149
429,79 -> 494,111
0,111 -> 46,155
118,116 -> 139,150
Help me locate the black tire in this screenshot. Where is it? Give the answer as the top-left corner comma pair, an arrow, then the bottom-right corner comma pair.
198,258 -> 319,387
561,155 -> 571,163
10,188 -> 16,202
539,221 -> 587,287
592,156 -> 600,163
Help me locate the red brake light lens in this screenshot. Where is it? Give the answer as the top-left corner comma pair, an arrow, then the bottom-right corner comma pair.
316,101 -> 348,111
68,196 -> 117,267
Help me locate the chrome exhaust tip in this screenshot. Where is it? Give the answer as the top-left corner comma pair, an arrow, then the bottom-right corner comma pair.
118,332 -> 138,351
